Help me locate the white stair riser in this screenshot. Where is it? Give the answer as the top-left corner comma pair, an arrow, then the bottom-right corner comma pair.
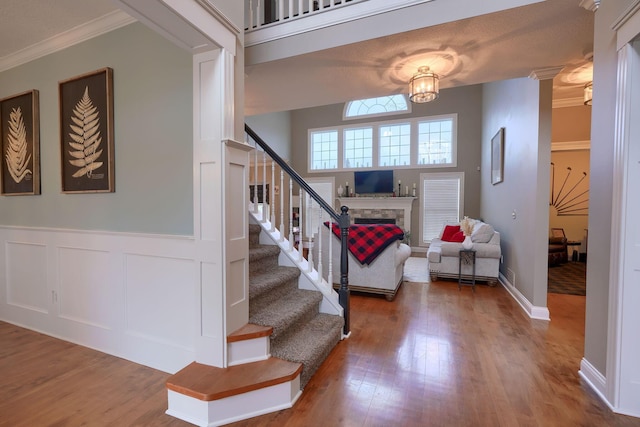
227,337 -> 270,366
166,377 -> 302,426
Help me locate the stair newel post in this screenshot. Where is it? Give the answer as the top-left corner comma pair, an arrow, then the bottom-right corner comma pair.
339,205 -> 350,335
279,169 -> 285,242
270,160 -> 276,232
262,150 -> 268,223
298,188 -> 305,262
316,207 -> 323,285
288,177 -> 294,251
307,198 -> 314,273
253,148 -> 259,214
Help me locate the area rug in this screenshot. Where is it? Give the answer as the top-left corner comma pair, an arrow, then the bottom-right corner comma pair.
403,256 -> 430,283
548,262 -> 586,296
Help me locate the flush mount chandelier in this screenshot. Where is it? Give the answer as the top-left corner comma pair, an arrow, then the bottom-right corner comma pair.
409,66 -> 439,103
584,81 -> 593,105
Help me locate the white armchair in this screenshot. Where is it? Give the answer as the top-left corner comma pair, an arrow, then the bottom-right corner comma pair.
312,224 -> 411,301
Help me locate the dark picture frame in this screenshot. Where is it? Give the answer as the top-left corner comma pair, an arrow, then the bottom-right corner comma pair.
0,90 -> 40,195
491,127 -> 505,185
59,68 -> 114,193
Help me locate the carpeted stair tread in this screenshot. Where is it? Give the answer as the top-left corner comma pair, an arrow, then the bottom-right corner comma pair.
249,289 -> 323,340
249,244 -> 281,276
249,266 -> 300,300
271,313 -> 344,387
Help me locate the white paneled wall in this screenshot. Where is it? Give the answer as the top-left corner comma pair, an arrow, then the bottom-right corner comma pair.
0,226 -> 197,374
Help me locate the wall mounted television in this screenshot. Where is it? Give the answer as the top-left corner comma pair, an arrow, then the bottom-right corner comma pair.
354,170 -> 394,194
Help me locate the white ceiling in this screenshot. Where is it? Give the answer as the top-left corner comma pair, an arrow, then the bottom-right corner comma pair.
0,0 -> 595,115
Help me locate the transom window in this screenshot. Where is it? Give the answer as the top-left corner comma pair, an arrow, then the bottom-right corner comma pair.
344,95 -> 410,119
308,114 -> 457,172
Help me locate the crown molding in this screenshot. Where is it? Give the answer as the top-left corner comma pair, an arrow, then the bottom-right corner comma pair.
553,96 -> 586,108
579,0 -> 600,12
0,10 -> 136,72
551,140 -> 591,151
528,66 -> 564,80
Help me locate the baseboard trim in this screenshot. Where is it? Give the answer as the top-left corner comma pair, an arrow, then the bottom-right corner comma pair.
499,273 -> 550,321
579,357 -> 612,409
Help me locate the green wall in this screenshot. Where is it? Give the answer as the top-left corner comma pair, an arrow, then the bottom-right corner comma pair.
0,23 -> 193,235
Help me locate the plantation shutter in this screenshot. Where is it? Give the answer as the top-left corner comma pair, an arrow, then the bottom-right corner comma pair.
421,173 -> 463,243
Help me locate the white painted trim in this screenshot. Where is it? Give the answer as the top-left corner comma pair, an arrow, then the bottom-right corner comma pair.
528,66 -> 564,81
606,43 -> 631,413
579,0 -> 600,12
0,225 -> 198,374
612,0 -> 640,50
553,97 -> 586,108
0,10 -> 136,72
499,273 -> 550,320
579,358 -> 611,409
551,140 -> 590,151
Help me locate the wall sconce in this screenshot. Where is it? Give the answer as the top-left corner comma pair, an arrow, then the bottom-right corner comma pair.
409,66 -> 439,103
584,81 -> 593,105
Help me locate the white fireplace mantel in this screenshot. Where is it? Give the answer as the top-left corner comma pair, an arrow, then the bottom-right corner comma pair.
337,197 -> 417,231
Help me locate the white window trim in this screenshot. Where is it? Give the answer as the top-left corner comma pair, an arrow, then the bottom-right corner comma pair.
308,113 -> 458,173
419,171 -> 465,246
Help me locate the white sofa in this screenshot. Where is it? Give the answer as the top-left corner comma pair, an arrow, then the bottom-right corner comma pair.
427,220 -> 501,285
312,224 -> 412,301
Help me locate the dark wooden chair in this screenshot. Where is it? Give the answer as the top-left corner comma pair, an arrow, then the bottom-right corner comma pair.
549,228 -> 568,266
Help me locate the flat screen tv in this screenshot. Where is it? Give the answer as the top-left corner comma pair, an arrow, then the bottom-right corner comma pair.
354,170 -> 394,194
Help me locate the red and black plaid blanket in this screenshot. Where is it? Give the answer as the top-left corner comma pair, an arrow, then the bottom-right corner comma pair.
325,222 -> 405,265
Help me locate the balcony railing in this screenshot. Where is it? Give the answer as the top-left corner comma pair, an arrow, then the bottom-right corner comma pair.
245,0 -> 359,31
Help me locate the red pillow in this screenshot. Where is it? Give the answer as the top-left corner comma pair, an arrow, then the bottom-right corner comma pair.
450,231 -> 465,242
441,225 -> 461,241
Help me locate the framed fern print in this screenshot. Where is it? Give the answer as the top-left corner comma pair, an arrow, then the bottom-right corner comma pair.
0,90 -> 40,195
59,68 -> 114,193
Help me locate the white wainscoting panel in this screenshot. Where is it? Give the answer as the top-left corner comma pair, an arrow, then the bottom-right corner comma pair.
5,242 -> 48,314
58,247 -> 113,330
124,254 -> 196,347
0,226 -> 199,374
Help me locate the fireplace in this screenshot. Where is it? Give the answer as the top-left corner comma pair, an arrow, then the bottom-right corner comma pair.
337,196 -> 416,232
354,218 -> 396,225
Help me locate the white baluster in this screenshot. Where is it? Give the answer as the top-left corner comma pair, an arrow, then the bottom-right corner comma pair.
307,198 -> 314,273
288,177 -> 294,251
257,0 -> 263,27
249,0 -> 254,29
299,188 -> 305,262
254,148 -> 258,213
288,0 -> 293,19
316,208 -> 323,284
270,160 -> 276,232
279,169 -> 285,242
262,150 -> 267,223
278,0 -> 283,21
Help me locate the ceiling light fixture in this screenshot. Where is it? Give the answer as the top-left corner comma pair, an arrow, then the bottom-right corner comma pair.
584,81 -> 593,105
409,66 -> 439,103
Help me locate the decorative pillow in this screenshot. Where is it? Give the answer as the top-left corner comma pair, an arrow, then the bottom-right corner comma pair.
441,225 -> 461,241
471,223 -> 495,243
450,230 -> 465,242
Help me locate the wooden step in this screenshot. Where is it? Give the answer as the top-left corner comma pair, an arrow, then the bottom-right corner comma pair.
166,358 -> 302,401
227,323 -> 272,343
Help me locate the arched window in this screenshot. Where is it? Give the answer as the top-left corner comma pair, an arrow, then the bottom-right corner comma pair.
343,95 -> 410,119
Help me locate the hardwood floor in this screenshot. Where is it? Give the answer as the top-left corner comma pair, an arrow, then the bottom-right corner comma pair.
2,279 -> 639,427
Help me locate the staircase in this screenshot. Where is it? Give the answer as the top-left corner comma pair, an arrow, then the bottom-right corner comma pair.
248,223 -> 344,387
165,222 -> 344,426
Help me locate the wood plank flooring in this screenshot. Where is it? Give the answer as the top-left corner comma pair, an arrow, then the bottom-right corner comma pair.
2,276 -> 639,426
